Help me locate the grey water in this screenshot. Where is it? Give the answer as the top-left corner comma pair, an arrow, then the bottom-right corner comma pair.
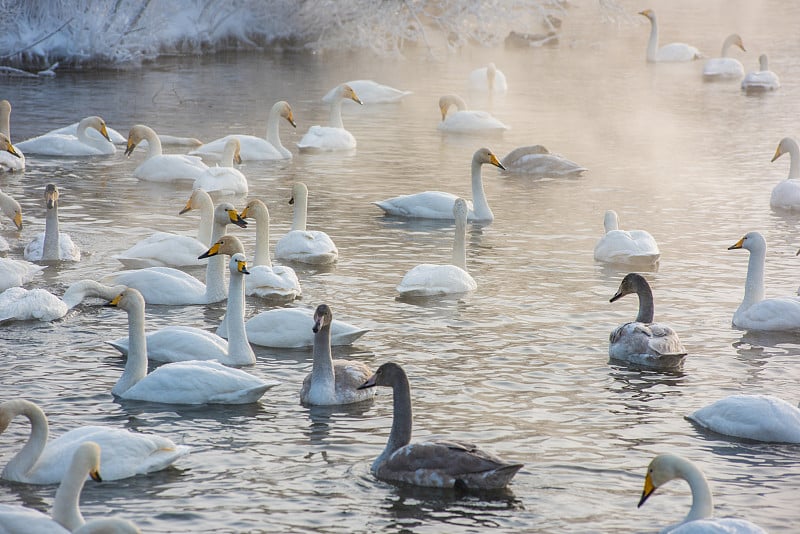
2,1 -> 800,531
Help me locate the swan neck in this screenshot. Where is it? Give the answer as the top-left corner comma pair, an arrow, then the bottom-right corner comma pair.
266,106 -> 285,152
379,373 -> 413,467
204,221 -> 229,302
112,298 -> 148,396
221,142 -> 236,167
196,196 -> 214,245
759,55 -> 768,71
721,34 -> 736,56
470,158 -> 493,221
787,141 -> 800,179
253,209 -> 272,267
646,16 -> 659,62
225,268 -> 254,364
51,454 -> 90,531
452,216 -> 468,271
740,243 -> 766,312
1,401 -> 49,481
61,280 -> 92,309
677,458 -> 714,522
143,127 -> 163,158
329,98 -> 345,129
635,283 -> 655,323
292,192 -> 308,231
0,105 -> 9,138
42,202 -> 60,260
310,323 -> 335,398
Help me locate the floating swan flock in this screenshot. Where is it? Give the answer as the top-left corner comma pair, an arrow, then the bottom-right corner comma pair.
0,4 -> 795,531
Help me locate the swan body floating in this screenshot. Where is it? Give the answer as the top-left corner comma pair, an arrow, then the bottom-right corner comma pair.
639,9 -> 701,62
109,236 -> 255,366
323,80 -> 411,104
275,182 -> 338,265
0,442 -> 142,533
437,94 -> 508,133
0,279 -> 124,323
191,101 -> 295,161
638,453 -> 767,533
298,84 -> 362,151
0,399 -> 189,484
240,198 -> 301,300
300,304 -> 375,406
728,231 -> 800,332
500,145 -> 587,177
114,188 -> 215,269
24,184 -> 81,262
0,258 -> 44,292
102,202 -> 247,305
0,100 -> 25,171
48,121 -> 200,147
192,137 -> 248,195
703,33 -> 746,80
373,147 -> 505,222
125,124 -> 208,182
742,54 -> 780,92
16,116 -> 114,156
107,287 -> 274,404
397,198 -> 477,297
358,362 -> 524,489
0,188 -> 23,253
769,137 -> 800,210
687,394 -> 800,443
234,307 -> 368,348
608,273 -> 687,369
468,63 -> 508,94
594,210 -> 660,266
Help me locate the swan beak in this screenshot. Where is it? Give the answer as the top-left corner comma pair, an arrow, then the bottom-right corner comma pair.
237,259 -> 250,275
771,146 -> 783,162
637,472 -> 656,508
199,242 -> 221,259
124,140 -> 137,157
4,142 -> 20,158
728,237 -> 745,250
179,197 -> 193,215
108,293 -> 123,307
234,152 -> 242,165
358,373 -> 377,390
45,186 -> 58,209
439,105 -> 447,121
228,209 -> 247,228
13,211 -> 22,230
352,95 -> 363,105
637,9 -> 651,17
289,195 -> 295,206
489,153 -> 506,171
240,205 -> 251,219
312,314 -> 323,334
99,123 -> 112,143
90,468 -> 102,482
286,111 -> 297,128
609,290 -> 623,303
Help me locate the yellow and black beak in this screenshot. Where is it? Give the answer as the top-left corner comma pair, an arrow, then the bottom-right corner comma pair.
489,152 -> 506,171
286,110 -> 297,128
237,258 -> 249,275
90,468 -> 102,482
4,142 -> 20,158
124,138 -> 137,157
771,145 -> 783,163
179,197 -> 193,215
728,236 -> 745,250
13,211 -> 22,230
228,208 -> 247,228
99,123 -> 112,143
108,293 -> 123,307
199,242 -> 221,259
637,472 -> 656,508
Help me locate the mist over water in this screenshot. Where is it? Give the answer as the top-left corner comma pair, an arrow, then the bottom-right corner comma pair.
2,0 -> 800,532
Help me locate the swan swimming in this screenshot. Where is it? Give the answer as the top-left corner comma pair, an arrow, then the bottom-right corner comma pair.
500,145 -> 587,177
275,182 -> 338,265
16,116 -> 115,156
125,124 -> 208,182
0,279 -> 124,323
639,9 -> 701,62
323,80 -> 411,104
0,100 -> 25,171
468,63 -> 508,94
593,210 -> 660,266
437,94 -> 508,133
769,137 -> 800,210
298,84 -> 362,151
24,184 -> 81,262
741,54 -> 780,93
702,33 -> 746,80
192,137 -> 249,195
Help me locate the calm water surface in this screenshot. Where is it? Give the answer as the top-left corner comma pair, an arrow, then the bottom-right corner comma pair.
2,1 -> 800,532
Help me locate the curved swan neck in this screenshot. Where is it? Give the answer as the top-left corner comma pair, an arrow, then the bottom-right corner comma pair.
266,102 -> 286,153
51,445 -> 98,531
674,457 -> 714,522
0,100 -> 11,138
42,200 -> 60,260
759,54 -> 768,71
0,400 -> 49,481
603,210 -> 619,233
195,193 -> 215,245
75,118 -> 101,147
140,126 -> 163,158
470,156 -> 493,221
741,240 -> 766,312
204,216 -> 230,303
225,264 -> 254,365
253,205 -> 272,267
785,140 -> 800,179
645,15 -> 659,62
292,186 -> 308,231
329,97 -> 345,129
221,141 -> 237,167
381,371 -> 413,463
61,280 -> 119,309
452,212 -> 468,271
720,34 -> 740,57
310,321 -> 335,397
634,282 -> 655,323
112,296 -> 148,396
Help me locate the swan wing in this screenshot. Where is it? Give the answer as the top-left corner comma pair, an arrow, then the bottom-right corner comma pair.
101,267 -> 206,305
109,325 -> 229,363
114,232 -> 207,268
688,394 -> 800,443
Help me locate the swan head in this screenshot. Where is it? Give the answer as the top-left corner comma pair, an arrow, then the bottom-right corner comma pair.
453,197 -> 469,223
108,288 -> 146,312
610,273 -> 648,303
179,188 -> 212,215
771,137 -> 796,163
289,182 -> 308,206
339,84 -> 363,105
638,8 -> 655,21
240,198 -> 267,220
758,54 -> 769,71
724,33 -> 746,54
85,116 -> 112,142
0,133 -> 21,158
276,101 -> 296,128
358,361 -> 406,390
199,234 -> 246,259
225,138 -> 242,164
438,95 -> 467,121
474,147 -> 506,170
125,125 -> 154,156
638,453 -> 701,509
0,191 -> 22,230
214,202 -> 247,229
44,183 -> 59,210
74,441 -> 103,482
312,303 -> 333,333
229,252 -> 249,276
728,231 -> 765,252
603,210 -> 620,232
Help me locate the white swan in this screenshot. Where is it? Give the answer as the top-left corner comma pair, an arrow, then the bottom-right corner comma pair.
299,304 -> 375,406
687,394 -> 800,443
109,236 -> 255,366
742,54 -> 780,93
703,33 -> 746,80
240,198 -> 301,300
769,137 -> 800,210
190,100 -> 295,161
0,100 -> 25,171
373,147 -> 505,222
102,202 -> 247,305
0,258 -> 44,292
114,188 -> 216,269
0,131 -> 23,173
437,94 -> 508,133
239,307 -> 368,348
16,116 -> 115,156
638,453 -> 767,533
358,362 -> 524,489
323,80 -> 411,104
125,124 -> 208,182
0,399 -> 189,484
297,84 -> 362,151
0,188 -> 23,252
468,63 -> 508,94
608,273 -> 687,369
500,145 -> 587,177
192,138 -> 248,195
49,121 -> 200,147
728,231 -> 800,331
0,442 -> 142,533
397,198 -> 477,297
0,279 -> 124,323
639,9 -> 701,62
24,184 -> 81,262
275,182 -> 338,265
107,286 -> 274,404
593,210 -> 660,266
